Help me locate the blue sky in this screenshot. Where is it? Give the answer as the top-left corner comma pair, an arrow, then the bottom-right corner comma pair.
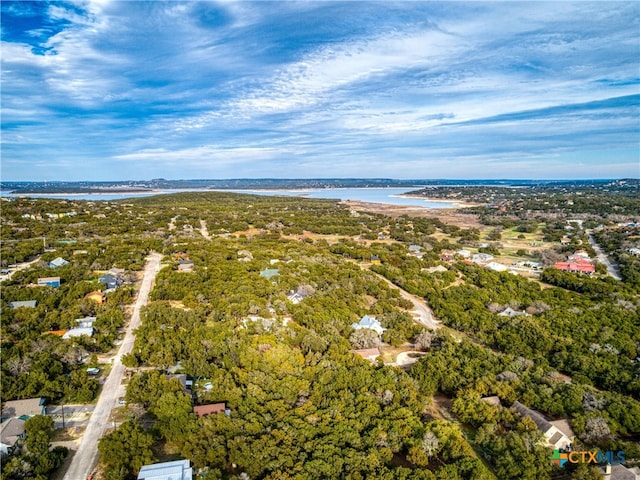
1,1 -> 639,181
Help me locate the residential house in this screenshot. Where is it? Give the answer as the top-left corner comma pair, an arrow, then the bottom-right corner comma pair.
259,268 -> 279,279
553,261 -> 595,274
76,316 -> 97,328
439,250 -> 456,262
137,460 -> 193,480
456,249 -> 471,258
350,348 -> 380,363
426,265 -> 448,274
193,403 -> 228,418
569,250 -> 590,261
628,247 -> 640,257
8,300 -> 37,309
480,396 -> 502,407
62,327 -> 94,339
370,255 -> 381,265
351,315 -> 385,336
498,308 -> 529,318
85,291 -> 106,304
472,253 -> 494,264
237,250 -> 253,262
99,273 -> 122,289
0,417 -> 26,457
166,374 -> 192,397
600,463 -> 640,480
1,398 -> 46,420
48,257 -> 69,268
485,262 -> 508,272
287,292 -> 305,304
108,267 -> 126,277
177,259 -> 194,272
511,401 -> 574,450
37,277 -> 60,288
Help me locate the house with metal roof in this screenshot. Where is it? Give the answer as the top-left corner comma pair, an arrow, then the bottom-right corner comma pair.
8,300 -> 38,309
76,316 -> 98,328
62,327 -> 94,339
259,268 -> 279,279
48,257 -> 69,268
351,315 -> 385,336
37,277 -> 61,288
137,459 -> 193,480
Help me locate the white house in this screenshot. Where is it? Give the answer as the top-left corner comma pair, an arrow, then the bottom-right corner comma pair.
48,257 -> 69,268
137,459 -> 192,480
62,327 -> 94,339
472,253 -> 494,264
512,401 -> 574,450
351,315 -> 385,336
76,316 -> 97,328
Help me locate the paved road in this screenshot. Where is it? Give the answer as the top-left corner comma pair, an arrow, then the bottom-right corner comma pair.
0,256 -> 41,283
62,252 -> 162,480
587,233 -> 622,281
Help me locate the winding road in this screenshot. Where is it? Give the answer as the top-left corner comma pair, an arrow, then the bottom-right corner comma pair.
62,252 -> 162,480
371,270 -> 441,330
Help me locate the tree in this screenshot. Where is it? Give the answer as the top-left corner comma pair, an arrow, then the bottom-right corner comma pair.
23,415 -> 67,477
98,420 -> 155,480
414,330 -> 435,350
349,329 -> 380,349
571,463 -> 604,480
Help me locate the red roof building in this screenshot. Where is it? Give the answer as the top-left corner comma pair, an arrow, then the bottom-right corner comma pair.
553,261 -> 595,274
193,403 -> 226,418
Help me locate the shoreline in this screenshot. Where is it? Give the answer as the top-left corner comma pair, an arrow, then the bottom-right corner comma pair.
396,194 -> 482,208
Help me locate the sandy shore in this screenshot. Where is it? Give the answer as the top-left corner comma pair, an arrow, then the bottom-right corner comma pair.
343,200 -> 483,228
396,194 -> 482,209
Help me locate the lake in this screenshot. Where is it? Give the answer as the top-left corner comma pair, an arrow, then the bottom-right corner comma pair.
1,187 -> 458,208
219,188 -> 458,208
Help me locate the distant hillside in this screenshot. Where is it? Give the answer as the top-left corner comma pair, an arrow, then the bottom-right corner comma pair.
1,177 -> 631,194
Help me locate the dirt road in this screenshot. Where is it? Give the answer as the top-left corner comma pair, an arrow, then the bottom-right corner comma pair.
62,252 -> 162,480
368,269 -> 441,330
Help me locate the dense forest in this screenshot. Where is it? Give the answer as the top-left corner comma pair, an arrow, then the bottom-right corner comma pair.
1,187 -> 638,480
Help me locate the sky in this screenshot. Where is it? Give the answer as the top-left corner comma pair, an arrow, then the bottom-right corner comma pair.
1,1 -> 639,181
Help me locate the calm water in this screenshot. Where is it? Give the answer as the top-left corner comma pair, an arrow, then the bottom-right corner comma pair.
220,188 -> 457,208
1,187 -> 457,208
